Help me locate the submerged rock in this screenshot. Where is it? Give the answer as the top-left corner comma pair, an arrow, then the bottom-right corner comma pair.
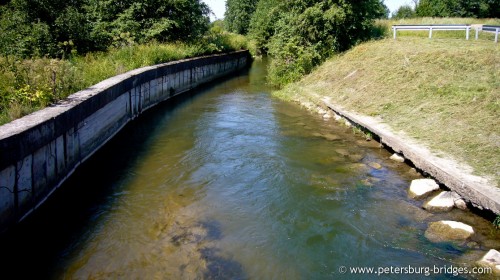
347,154 -> 364,162
407,168 -> 421,177
477,249 -> 500,274
332,148 -> 363,162
368,162 -> 383,170
360,177 -> 381,187
423,191 -> 461,212
323,133 -> 340,141
310,174 -> 340,187
390,153 -> 405,163
466,241 -> 480,249
425,220 -> 474,243
311,132 -> 340,141
335,148 -> 350,157
356,139 -> 382,149
409,178 -> 440,199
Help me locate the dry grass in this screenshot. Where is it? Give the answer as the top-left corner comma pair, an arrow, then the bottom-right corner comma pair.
276,37 -> 499,186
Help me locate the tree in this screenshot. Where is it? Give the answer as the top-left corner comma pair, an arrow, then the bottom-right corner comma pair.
224,0 -> 258,34
248,0 -> 389,86
0,0 -> 212,58
0,6 -> 56,57
392,5 -> 416,19
248,0 -> 281,53
416,0 -> 499,18
87,0 -> 211,45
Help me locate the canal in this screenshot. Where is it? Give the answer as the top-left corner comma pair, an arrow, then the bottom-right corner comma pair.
0,58 -> 498,279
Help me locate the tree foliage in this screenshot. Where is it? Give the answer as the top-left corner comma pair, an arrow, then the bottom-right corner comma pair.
248,0 -> 389,86
416,0 -> 499,18
392,5 -> 416,19
224,0 -> 258,35
248,0 -> 281,54
0,0 -> 211,58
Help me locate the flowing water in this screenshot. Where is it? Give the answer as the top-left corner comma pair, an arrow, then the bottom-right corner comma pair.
0,58 -> 498,279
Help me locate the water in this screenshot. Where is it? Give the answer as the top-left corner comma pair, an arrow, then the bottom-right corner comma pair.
0,58 -> 498,279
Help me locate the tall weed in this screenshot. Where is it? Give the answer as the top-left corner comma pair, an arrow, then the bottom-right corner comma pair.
0,33 -> 250,125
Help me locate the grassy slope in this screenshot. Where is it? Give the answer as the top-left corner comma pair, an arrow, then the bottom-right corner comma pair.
276,35 -> 499,186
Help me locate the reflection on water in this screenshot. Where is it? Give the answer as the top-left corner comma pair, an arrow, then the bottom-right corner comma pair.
0,58 -> 498,279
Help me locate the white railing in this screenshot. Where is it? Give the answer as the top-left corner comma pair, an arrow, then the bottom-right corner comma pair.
482,25 -> 500,43
392,24 -> 500,43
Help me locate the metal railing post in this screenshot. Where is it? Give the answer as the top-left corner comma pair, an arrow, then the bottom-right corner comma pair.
466,26 -> 470,40
475,27 -> 479,40
496,28 -> 499,43
429,27 -> 433,39
393,27 -> 397,40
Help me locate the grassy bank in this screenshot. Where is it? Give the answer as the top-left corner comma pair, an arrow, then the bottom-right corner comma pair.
275,35 -> 499,186
0,33 -> 249,125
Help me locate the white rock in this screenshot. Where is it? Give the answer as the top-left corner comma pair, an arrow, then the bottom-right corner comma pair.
477,249 -> 500,274
424,220 -> 474,243
389,153 -> 405,163
323,113 -> 331,120
440,221 -> 474,233
334,115 -> 342,121
424,191 -> 459,212
454,197 -> 467,210
344,120 -> 352,127
409,178 -> 440,199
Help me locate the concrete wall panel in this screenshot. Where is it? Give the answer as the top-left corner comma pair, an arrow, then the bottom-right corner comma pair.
0,166 -> 15,225
55,135 -> 65,176
16,155 -> 33,212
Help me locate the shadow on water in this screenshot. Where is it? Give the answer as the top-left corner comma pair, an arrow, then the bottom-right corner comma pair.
174,219 -> 246,279
200,220 -> 224,240
201,247 -> 247,280
0,63 -> 252,279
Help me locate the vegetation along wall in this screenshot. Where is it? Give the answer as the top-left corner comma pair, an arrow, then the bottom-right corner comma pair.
0,50 -> 250,232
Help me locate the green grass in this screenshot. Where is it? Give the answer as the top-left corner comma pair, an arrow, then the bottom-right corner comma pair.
0,33 -> 249,125
276,35 -> 499,186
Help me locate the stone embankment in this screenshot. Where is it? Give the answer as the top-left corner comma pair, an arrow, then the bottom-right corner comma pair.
321,99 -> 500,215
307,97 -> 500,274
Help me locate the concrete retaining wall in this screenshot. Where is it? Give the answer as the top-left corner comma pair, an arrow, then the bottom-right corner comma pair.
0,50 -> 250,231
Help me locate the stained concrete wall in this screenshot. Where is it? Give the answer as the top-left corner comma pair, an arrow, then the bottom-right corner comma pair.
0,51 -> 250,231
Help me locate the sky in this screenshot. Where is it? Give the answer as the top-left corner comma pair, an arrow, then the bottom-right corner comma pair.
203,0 -> 416,21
